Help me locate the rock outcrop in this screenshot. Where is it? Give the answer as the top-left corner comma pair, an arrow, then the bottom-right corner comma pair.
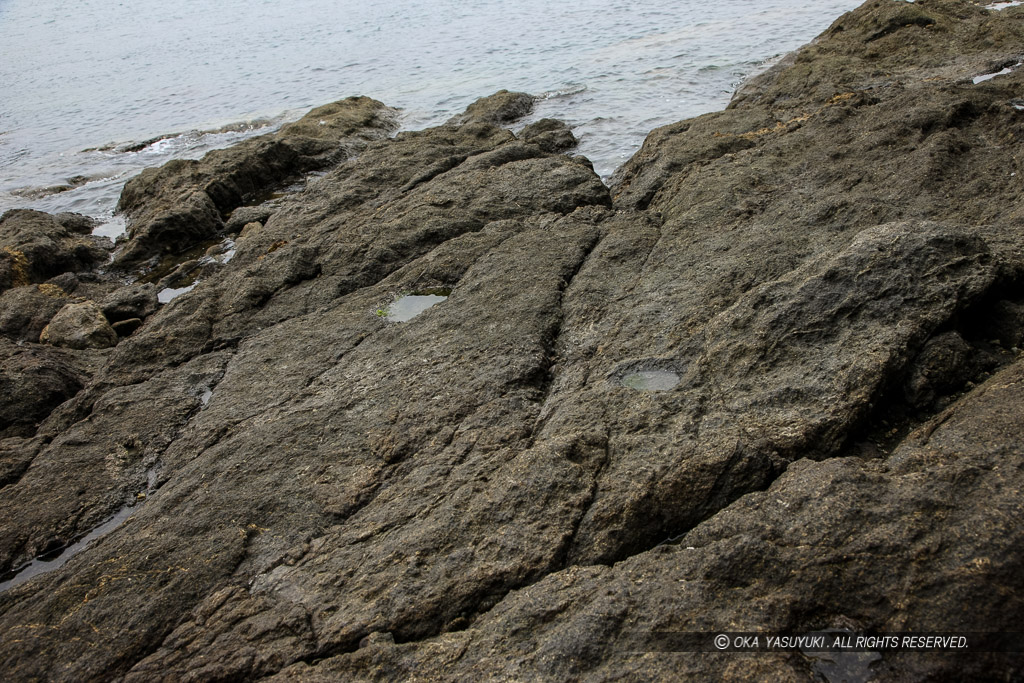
39,300 -> 119,350
114,96 -> 400,266
0,209 -> 110,293
1,1 -> 1023,681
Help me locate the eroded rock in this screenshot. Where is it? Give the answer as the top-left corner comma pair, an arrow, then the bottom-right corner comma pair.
0,209 -> 110,293
1,2 -> 1024,681
0,340 -> 91,439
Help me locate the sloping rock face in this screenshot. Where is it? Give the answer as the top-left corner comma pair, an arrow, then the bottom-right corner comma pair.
113,96 -> 400,266
1,2 -> 1024,681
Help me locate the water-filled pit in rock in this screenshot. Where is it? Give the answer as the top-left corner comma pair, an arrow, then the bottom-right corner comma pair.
620,369 -> 680,391
157,282 -> 197,303
973,61 -> 1022,84
384,289 -> 451,322
0,505 -> 136,592
0,470 -> 158,593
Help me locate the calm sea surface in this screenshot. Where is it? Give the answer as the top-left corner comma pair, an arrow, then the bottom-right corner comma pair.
0,0 -> 861,234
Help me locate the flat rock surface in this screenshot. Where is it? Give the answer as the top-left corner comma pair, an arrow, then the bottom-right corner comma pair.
1,2 -> 1023,680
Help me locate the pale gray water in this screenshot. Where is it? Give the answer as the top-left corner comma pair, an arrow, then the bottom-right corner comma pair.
621,369 -> 680,392
0,0 -> 863,232
386,293 -> 448,322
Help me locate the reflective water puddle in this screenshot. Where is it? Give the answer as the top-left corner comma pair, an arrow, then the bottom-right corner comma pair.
382,289 -> 451,322
0,471 -> 158,593
157,282 -> 197,303
973,61 -> 1022,84
620,369 -> 680,391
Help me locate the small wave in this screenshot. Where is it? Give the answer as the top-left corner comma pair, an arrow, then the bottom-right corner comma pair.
9,175 -> 90,199
538,85 -> 588,100
87,115 -> 283,156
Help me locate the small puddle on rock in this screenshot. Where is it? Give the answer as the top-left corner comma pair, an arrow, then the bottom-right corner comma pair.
986,0 -> 1023,9
0,469 -> 158,593
157,282 -> 197,303
973,61 -> 1022,84
383,289 -> 451,322
621,369 -> 680,392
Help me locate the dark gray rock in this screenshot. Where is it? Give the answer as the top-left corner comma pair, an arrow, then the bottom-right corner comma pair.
0,209 -> 111,293
1,2 -> 1024,681
0,339 -> 92,439
520,118 -> 578,153
0,284 -> 73,343
100,283 -> 159,323
446,89 -> 535,127
223,203 -> 278,233
278,358 -> 1024,683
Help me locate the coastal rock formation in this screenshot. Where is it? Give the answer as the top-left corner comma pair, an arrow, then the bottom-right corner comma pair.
1,1 -> 1023,681
0,209 -> 109,293
114,96 -> 401,266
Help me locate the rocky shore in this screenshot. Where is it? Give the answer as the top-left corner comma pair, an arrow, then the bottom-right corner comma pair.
1,0 -> 1023,680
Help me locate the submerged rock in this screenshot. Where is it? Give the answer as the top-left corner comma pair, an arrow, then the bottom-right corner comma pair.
1,2 -> 1024,681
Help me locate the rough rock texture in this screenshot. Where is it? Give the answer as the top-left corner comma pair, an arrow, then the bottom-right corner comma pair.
39,300 -> 119,350
100,283 -> 160,324
0,209 -> 110,293
0,338 -> 101,439
0,283 -> 75,342
114,96 -> 400,266
1,2 -> 1024,681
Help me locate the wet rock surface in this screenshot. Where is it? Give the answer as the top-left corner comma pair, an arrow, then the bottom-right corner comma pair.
1,2 -> 1024,680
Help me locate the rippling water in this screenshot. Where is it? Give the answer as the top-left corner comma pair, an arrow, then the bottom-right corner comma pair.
0,0 -> 861,230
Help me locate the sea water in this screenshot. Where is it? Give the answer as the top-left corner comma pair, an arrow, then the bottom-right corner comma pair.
0,0 -> 863,232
